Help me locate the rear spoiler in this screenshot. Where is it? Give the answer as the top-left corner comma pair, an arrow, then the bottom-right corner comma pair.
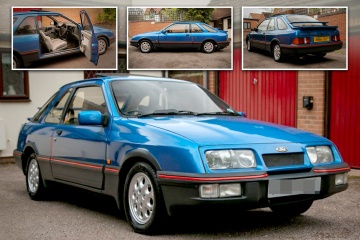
290,21 -> 338,30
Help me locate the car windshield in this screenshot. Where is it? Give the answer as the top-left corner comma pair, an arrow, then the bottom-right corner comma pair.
111,80 -> 233,116
286,15 -> 323,27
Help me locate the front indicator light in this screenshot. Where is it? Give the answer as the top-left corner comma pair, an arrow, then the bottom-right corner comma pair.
335,173 -> 348,185
200,184 -> 241,198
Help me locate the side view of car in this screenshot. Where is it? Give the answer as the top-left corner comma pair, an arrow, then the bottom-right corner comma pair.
246,14 -> 343,62
14,75 -> 349,234
130,21 -> 230,53
12,10 -> 116,68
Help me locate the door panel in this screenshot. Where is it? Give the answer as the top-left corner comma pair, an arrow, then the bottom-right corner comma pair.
80,10 -> 99,65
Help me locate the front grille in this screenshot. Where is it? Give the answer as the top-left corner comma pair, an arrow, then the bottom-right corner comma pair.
262,153 -> 304,167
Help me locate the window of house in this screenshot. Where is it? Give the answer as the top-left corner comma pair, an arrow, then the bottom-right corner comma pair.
0,49 -> 29,102
227,18 -> 231,29
243,22 -> 251,29
14,17 -> 37,35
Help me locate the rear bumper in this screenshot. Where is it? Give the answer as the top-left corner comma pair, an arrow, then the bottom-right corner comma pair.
158,163 -> 349,216
281,41 -> 343,55
217,40 -> 230,49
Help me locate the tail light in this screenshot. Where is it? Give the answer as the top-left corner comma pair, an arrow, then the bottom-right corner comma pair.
332,35 -> 341,42
292,37 -> 311,44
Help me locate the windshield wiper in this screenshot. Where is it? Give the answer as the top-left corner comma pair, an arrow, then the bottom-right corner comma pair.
137,109 -> 197,118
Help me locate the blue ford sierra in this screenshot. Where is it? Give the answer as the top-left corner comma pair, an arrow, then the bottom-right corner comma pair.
246,14 -> 343,62
12,10 -> 115,68
130,21 -> 230,53
14,75 -> 349,234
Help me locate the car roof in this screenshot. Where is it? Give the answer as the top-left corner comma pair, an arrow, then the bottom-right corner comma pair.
173,21 -> 205,24
60,74 -> 192,89
13,11 -> 61,16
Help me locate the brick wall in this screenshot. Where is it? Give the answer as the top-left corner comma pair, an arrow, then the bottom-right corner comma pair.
243,18 -> 258,43
297,71 -> 325,136
128,21 -> 171,37
43,8 -> 103,25
317,12 -> 346,43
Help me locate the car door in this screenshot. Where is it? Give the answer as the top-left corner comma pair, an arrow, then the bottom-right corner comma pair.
50,85 -> 108,189
158,23 -> 192,48
79,10 -> 99,65
251,19 -> 270,50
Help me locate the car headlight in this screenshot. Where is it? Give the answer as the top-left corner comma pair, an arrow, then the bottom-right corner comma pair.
205,150 -> 256,170
306,146 -> 334,164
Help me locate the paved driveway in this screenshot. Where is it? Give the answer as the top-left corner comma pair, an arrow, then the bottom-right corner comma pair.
128,45 -> 232,70
242,45 -> 347,70
1,163 -> 359,239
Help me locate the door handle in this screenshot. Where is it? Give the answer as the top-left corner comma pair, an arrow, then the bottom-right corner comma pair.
56,129 -> 62,135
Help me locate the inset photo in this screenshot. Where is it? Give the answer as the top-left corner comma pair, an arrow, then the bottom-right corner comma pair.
127,7 -> 233,70
242,7 -> 347,70
12,7 -> 117,70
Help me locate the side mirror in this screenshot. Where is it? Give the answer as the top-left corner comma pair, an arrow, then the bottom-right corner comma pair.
78,110 -> 108,126
161,29 -> 166,34
50,21 -> 54,26
251,28 -> 258,32
238,112 -> 247,118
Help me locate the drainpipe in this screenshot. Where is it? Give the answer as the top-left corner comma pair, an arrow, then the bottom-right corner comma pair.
324,71 -> 331,138
203,71 -> 208,89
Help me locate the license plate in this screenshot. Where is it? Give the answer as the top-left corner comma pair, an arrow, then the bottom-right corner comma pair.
268,177 -> 321,198
314,36 -> 330,42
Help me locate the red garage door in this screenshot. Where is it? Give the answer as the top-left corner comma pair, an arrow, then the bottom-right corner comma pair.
329,36 -> 360,168
219,49 -> 297,127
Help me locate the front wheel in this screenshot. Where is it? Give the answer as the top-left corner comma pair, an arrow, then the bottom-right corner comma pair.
247,39 -> 253,52
26,153 -> 46,200
98,37 -> 108,55
124,162 -> 166,234
270,200 -> 313,216
13,55 -> 22,69
273,43 -> 283,62
139,40 -> 153,53
202,41 -> 215,53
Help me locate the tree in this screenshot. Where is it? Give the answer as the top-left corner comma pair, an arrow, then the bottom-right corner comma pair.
97,8 -> 116,24
162,8 -> 215,23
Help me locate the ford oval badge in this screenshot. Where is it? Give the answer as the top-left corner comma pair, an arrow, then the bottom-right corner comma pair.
276,147 -> 288,152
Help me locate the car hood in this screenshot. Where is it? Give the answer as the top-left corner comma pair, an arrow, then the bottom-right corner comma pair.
93,25 -> 113,33
131,116 -> 327,146
132,31 -> 159,38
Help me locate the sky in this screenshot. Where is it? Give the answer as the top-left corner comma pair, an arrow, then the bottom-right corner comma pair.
243,7 -> 273,18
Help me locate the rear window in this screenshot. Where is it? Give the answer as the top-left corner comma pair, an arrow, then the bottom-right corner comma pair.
286,15 -> 323,27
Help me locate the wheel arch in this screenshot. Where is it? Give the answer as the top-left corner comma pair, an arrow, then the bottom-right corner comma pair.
270,38 -> 281,54
12,50 -> 24,68
21,145 -> 37,175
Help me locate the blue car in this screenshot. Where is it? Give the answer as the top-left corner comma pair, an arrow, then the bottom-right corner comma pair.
246,14 -> 343,62
14,75 -> 349,234
12,10 -> 116,68
130,21 -> 230,53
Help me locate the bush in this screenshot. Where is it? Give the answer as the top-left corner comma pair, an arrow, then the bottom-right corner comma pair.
97,8 -> 116,24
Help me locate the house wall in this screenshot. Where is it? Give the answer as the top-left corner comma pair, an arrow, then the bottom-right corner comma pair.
128,22 -> 170,38
0,71 -> 83,158
243,19 -> 258,42
223,17 -> 232,39
316,12 -> 347,43
296,71 -> 326,136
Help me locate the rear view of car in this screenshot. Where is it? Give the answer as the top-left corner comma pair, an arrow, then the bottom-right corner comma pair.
246,14 -> 343,62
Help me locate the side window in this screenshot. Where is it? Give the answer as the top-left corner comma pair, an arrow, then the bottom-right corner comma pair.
32,92 -> 58,122
267,19 -> 275,31
277,18 -> 288,30
257,19 -> 270,31
64,86 -> 106,125
14,17 -> 37,35
80,13 -> 91,31
200,24 -> 217,33
191,24 -> 203,33
166,24 -> 189,33
44,89 -> 72,124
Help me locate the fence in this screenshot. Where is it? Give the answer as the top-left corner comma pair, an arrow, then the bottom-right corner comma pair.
128,8 -> 193,22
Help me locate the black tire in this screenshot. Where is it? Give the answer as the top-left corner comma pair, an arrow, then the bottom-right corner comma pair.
13,55 -> 22,69
26,153 -> 46,200
202,40 -> 215,53
272,43 -> 283,62
98,37 -> 108,55
139,40 -> 153,53
247,39 -> 253,52
123,162 -> 166,234
270,200 -> 313,216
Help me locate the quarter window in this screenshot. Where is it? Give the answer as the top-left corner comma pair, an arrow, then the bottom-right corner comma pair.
63,86 -> 106,125
200,24 -> 217,33
14,17 -> 37,35
191,24 -> 203,33
257,19 -> 270,31
277,18 -> 288,30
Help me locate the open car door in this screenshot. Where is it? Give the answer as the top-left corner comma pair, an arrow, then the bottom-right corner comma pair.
80,10 -> 99,65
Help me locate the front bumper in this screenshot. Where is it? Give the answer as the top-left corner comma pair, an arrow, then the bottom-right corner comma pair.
158,163 -> 349,216
130,40 -> 138,47
281,41 -> 343,55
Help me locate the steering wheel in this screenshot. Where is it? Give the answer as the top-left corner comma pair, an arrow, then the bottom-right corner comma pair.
125,109 -> 143,116
59,23 -> 67,37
